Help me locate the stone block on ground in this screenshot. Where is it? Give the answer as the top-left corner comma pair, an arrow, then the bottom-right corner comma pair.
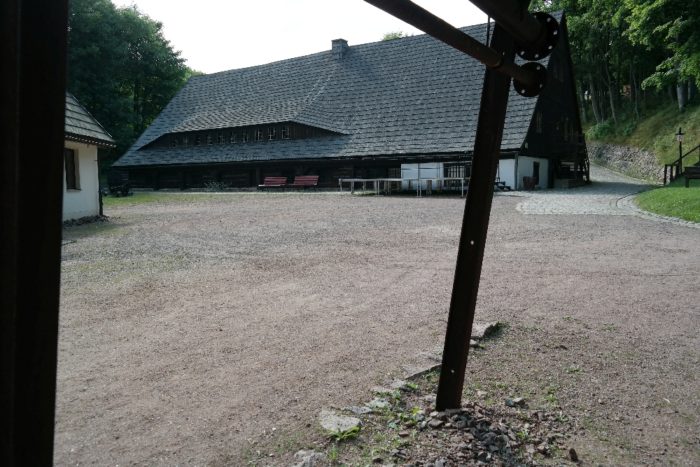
319,410 -> 360,433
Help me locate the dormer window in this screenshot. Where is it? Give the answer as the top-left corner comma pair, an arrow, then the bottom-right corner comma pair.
281,125 -> 291,139
255,129 -> 264,141
268,127 -> 277,141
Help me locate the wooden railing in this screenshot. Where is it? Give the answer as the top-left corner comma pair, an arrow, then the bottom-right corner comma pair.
664,143 -> 700,185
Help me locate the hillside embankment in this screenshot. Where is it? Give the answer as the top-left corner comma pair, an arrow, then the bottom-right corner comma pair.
587,141 -> 664,183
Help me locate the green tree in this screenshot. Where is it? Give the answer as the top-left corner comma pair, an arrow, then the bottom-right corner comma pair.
382,31 -> 407,41
67,0 -> 191,160
625,0 -> 700,110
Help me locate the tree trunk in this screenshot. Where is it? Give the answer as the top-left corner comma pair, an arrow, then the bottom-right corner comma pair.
589,78 -> 602,124
577,83 -> 588,124
604,62 -> 618,124
677,80 -> 688,111
630,63 -> 640,120
688,78 -> 697,102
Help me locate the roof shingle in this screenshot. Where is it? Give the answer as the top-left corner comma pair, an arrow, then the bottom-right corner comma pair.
65,93 -> 115,147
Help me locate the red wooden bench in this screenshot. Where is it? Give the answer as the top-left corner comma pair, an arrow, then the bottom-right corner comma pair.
289,175 -> 319,190
257,176 -> 288,190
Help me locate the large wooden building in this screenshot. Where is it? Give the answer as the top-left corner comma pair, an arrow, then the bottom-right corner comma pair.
113,12 -> 587,190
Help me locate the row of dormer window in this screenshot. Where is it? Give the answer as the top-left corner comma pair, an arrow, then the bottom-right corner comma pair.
170,125 -> 295,148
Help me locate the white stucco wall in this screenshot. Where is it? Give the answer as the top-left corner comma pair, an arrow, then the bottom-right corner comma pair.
401,162 -> 444,189
63,141 -> 100,221
516,156 -> 549,190
497,159 -> 516,189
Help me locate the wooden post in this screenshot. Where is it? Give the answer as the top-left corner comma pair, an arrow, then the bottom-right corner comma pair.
436,23 -> 516,410
1,0 -> 69,463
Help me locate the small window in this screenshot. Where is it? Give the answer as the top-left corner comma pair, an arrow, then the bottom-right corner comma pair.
182,135 -> 189,146
281,125 -> 291,139
241,132 -> 249,143
255,129 -> 264,141
64,148 -> 79,190
388,167 -> 400,178
268,127 -> 277,141
217,132 -> 224,144
535,111 -> 543,134
207,134 -> 213,145
195,135 -> 201,146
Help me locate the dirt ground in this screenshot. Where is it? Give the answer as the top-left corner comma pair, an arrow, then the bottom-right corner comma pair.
56,166 -> 699,465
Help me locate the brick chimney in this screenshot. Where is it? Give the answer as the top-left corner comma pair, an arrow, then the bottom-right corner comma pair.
332,39 -> 348,60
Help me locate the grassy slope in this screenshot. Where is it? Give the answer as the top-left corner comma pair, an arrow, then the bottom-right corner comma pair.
591,103 -> 700,165
588,103 -> 700,223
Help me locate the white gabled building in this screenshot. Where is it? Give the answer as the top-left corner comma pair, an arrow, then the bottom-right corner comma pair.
63,93 -> 115,221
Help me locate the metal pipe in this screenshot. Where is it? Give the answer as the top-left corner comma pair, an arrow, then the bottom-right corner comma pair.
363,0 -> 538,87
469,0 -> 546,47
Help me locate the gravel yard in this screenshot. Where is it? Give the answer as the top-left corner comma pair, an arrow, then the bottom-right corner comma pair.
56,166 -> 699,465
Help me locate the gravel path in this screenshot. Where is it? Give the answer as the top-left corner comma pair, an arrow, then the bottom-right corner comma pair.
56,166 -> 699,465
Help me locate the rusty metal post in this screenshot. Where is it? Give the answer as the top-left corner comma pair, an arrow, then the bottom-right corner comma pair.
435,23 -> 517,410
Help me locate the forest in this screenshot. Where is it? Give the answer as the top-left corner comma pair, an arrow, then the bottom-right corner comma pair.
533,0 -> 700,135
67,0 -> 193,162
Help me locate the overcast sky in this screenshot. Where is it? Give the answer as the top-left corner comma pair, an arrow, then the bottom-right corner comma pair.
112,0 -> 487,74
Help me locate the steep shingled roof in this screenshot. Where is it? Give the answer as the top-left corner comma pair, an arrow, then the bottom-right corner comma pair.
115,17 -> 559,168
65,93 -> 115,148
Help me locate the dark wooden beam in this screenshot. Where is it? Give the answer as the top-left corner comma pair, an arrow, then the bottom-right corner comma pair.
436,22 -> 516,410
0,0 -> 68,464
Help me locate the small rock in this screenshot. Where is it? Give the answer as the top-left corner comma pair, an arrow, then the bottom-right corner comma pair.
476,390 -> 487,398
319,410 -> 360,433
345,406 -> 372,415
403,363 -> 441,380
398,430 -> 410,437
428,419 -> 444,429
293,449 -> 325,467
537,444 -> 550,456
367,398 -> 390,410
481,432 -> 496,445
472,322 -> 501,339
434,458 -> 448,467
421,393 -> 437,404
505,397 -> 526,408
569,447 -> 579,462
390,379 -> 409,391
